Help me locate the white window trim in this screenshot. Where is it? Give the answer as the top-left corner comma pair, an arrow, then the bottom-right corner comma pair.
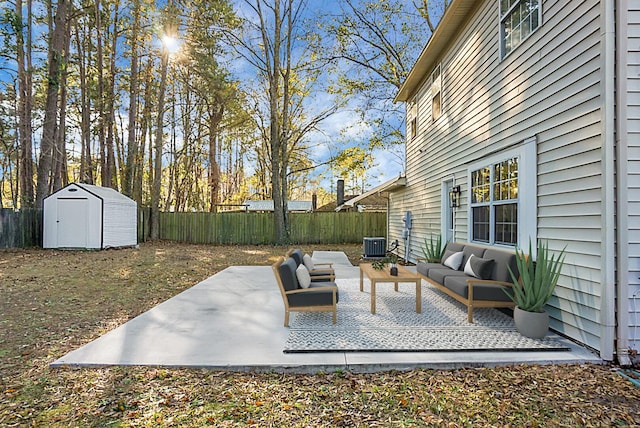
499,0 -> 543,60
467,137 -> 537,249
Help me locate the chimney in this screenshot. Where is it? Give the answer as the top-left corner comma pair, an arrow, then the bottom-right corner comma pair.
337,179 -> 345,206
312,193 -> 317,211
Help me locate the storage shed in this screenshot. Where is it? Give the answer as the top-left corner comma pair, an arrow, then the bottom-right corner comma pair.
43,183 -> 137,249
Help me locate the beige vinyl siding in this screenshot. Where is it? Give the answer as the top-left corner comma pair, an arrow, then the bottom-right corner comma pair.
626,2 -> 640,355
393,0 -> 607,351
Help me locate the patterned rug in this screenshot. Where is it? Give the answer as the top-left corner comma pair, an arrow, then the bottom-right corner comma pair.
284,278 -> 570,353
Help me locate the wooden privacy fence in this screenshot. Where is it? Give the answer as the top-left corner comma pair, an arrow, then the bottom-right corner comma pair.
0,208 -> 41,249
1,208 -> 386,248
150,211 -> 387,245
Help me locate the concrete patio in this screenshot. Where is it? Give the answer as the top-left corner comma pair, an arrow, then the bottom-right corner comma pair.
52,251 -> 601,373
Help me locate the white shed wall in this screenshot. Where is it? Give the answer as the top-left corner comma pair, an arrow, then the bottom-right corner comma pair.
392,0 -> 608,353
103,202 -> 137,248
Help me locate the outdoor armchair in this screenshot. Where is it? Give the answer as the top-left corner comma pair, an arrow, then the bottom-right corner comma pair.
286,248 -> 335,281
272,257 -> 339,327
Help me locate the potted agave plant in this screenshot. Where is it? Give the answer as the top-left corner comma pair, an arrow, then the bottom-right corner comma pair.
421,234 -> 447,263
506,239 -> 566,339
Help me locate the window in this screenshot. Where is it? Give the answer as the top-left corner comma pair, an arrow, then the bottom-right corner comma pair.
468,139 -> 536,248
470,157 -> 519,245
500,0 -> 541,58
408,102 -> 417,139
431,64 -> 441,121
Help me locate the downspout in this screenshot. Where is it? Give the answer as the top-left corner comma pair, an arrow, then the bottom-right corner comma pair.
600,0 -> 616,362
615,0 -> 632,366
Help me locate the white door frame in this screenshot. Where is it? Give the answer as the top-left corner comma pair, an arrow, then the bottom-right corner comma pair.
441,178 -> 455,242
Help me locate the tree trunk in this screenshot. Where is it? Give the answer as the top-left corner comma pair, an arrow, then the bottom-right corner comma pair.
36,0 -> 68,208
16,0 -> 35,207
75,20 -> 93,184
104,0 -> 120,189
208,100 -> 224,212
95,0 -> 107,186
150,47 -> 169,239
124,0 -> 141,197
52,13 -> 72,191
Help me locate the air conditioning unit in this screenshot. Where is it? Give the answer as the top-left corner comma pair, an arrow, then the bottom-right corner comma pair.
363,237 -> 386,258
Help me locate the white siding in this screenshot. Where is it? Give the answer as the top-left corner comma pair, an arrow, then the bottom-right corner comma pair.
625,1 -> 640,359
392,0 -> 608,352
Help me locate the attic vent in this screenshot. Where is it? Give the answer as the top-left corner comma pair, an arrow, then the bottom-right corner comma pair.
68,188 -> 78,192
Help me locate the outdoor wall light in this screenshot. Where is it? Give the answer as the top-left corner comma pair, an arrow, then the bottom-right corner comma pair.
449,185 -> 461,208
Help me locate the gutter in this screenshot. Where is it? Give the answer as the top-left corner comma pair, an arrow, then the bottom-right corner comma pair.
615,0 -> 632,366
600,0 -> 616,362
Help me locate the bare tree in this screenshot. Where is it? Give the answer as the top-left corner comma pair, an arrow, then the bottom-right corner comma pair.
230,0 -> 340,244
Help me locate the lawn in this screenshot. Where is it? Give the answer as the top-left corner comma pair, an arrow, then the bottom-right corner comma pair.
1,242 -> 639,427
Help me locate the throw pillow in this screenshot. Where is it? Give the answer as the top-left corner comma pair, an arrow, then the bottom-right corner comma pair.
296,264 -> 312,288
442,251 -> 464,270
464,254 -> 495,279
303,254 -> 315,271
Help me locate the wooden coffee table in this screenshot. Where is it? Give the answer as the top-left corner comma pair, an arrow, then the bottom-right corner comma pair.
359,263 -> 422,314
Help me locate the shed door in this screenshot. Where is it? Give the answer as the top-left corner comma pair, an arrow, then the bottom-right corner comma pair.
57,198 -> 88,248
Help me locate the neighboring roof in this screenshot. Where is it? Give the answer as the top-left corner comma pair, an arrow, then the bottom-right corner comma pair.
335,175 -> 406,211
395,0 -> 479,102
244,200 -> 313,212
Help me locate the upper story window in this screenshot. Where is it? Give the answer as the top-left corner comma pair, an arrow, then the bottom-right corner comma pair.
408,102 -> 417,139
500,0 -> 541,58
431,64 -> 441,121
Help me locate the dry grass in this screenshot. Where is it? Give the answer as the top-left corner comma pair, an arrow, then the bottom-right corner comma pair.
1,242 -> 639,427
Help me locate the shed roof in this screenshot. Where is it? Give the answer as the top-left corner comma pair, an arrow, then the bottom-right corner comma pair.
46,183 -> 136,206
74,183 -> 136,205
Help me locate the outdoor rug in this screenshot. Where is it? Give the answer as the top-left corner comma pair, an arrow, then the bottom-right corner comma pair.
284,278 -> 570,353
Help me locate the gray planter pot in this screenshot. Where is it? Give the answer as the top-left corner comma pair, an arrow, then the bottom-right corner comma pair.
514,306 -> 549,339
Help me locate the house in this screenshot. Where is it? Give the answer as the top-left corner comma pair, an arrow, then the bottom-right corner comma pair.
391,0 -> 638,364
243,200 -> 313,212
315,179 -> 393,212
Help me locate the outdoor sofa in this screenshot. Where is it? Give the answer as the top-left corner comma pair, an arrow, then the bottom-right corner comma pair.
272,256 -> 339,327
416,242 -> 518,323
286,248 -> 336,281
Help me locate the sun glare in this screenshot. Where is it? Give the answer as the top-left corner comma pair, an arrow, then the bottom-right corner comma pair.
162,35 -> 181,55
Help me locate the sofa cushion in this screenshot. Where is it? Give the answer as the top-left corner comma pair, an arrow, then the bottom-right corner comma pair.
442,251 -> 464,270
463,255 -> 495,280
278,257 -> 299,291
296,264 -> 311,288
287,282 -> 339,307
416,261 -> 443,277
443,276 -> 513,301
303,254 -> 315,270
428,267 -> 469,285
445,242 -> 465,253
289,249 -> 304,266
460,245 -> 486,270
483,248 -> 518,283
